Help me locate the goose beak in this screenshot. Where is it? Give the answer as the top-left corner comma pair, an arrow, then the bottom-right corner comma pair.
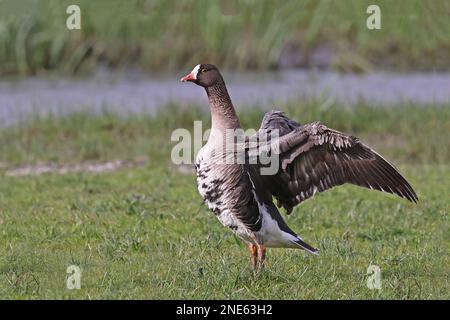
180,72 -> 196,82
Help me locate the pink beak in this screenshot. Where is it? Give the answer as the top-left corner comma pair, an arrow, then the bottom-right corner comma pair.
180,72 -> 195,82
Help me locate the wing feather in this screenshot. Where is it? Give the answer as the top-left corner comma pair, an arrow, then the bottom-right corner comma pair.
253,111 -> 418,214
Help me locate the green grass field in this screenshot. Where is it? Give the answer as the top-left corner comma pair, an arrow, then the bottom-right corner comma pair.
0,103 -> 449,299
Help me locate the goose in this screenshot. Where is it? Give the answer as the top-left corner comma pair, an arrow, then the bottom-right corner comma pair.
180,64 -> 418,270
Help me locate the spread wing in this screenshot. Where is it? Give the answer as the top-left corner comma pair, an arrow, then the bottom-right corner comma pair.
252,110 -> 418,214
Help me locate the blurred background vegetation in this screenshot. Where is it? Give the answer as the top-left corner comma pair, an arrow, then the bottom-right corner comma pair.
1,0 -> 449,76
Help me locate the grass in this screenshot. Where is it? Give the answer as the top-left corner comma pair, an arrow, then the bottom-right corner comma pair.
1,0 -> 450,75
0,103 -> 449,299
1,102 -> 449,165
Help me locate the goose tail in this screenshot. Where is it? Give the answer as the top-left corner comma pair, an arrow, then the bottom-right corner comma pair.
290,237 -> 319,255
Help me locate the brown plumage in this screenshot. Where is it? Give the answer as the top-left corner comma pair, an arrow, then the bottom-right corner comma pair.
256,112 -> 418,214
181,64 -> 418,271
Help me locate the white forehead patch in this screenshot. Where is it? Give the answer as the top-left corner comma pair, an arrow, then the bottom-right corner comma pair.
191,64 -> 200,79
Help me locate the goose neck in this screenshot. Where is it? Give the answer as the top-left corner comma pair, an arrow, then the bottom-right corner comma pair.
205,81 -> 240,131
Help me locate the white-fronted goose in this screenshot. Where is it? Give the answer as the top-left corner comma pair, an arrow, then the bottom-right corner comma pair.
180,64 -> 418,270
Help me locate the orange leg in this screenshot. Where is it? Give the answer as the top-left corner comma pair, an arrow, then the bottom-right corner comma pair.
257,245 -> 266,271
248,244 -> 258,269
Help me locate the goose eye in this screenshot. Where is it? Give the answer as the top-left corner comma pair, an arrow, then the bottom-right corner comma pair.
201,68 -> 207,73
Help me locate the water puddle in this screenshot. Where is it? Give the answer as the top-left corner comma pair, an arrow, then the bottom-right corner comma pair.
1,70 -> 449,127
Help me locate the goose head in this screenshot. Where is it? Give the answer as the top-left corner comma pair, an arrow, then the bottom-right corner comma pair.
180,64 -> 222,88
